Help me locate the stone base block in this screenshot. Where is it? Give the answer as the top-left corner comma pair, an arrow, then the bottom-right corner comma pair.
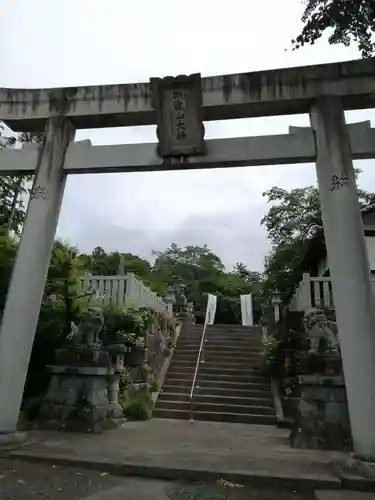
290,374 -> 352,451
38,372 -> 123,434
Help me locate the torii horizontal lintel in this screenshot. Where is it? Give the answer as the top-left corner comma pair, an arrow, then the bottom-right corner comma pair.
1,58 -> 375,132
0,121 -> 373,176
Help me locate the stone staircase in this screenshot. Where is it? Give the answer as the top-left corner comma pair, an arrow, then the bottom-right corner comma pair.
154,323 -> 276,424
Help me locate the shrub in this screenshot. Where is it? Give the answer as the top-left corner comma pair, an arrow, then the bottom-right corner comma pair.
121,383 -> 154,420
102,303 -> 149,347
167,337 -> 175,349
162,347 -> 171,358
149,377 -> 160,393
123,401 -> 150,421
262,335 -> 283,379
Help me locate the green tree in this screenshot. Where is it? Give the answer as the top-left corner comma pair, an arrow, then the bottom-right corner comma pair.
80,246 -> 151,281
261,178 -> 374,301
261,180 -> 373,247
293,0 -> 375,58
0,228 -> 17,313
25,240 -> 88,400
233,262 -> 262,285
0,126 -> 44,235
46,240 -> 86,335
152,243 -> 261,323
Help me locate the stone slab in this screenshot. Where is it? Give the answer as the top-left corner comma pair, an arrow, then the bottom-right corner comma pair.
333,457 -> 375,492
315,491 -> 375,499
3,419 -> 345,490
81,478 -> 170,500
3,58 -> 375,131
0,432 -> 27,451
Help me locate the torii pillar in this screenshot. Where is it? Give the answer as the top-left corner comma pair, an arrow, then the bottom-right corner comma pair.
311,96 -> 375,460
0,117 -> 75,437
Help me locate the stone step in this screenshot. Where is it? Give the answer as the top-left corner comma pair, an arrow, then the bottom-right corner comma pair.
161,380 -> 270,394
157,392 -> 274,407
153,408 -> 276,425
196,385 -> 271,398
168,360 -> 259,371
195,378 -> 270,390
180,331 -> 261,338
199,366 -> 263,376
172,353 -> 261,363
205,337 -> 262,343
177,346 -> 262,355
167,371 -> 266,383
161,378 -> 193,387
197,374 -> 266,383
179,338 -> 262,346
156,400 -> 275,416
168,365 -> 263,376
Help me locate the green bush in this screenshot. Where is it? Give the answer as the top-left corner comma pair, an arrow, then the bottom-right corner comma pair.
167,337 -> 175,349
102,303 -> 149,347
149,377 -> 160,393
162,347 -> 171,358
262,335 -> 282,379
123,401 -> 150,421
121,383 -> 154,420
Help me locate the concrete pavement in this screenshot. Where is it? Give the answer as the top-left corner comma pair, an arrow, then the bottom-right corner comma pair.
4,419 -> 349,490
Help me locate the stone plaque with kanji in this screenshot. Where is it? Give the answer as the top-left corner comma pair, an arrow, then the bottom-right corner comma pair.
151,74 -> 205,158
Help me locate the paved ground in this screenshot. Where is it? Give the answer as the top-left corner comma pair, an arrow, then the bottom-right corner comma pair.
0,460 -> 373,499
0,459 -> 123,499
315,492 -> 375,500
7,419 -> 345,489
0,459 -> 317,499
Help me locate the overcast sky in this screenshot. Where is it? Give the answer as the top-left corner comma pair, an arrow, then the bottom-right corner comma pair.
1,0 -> 375,270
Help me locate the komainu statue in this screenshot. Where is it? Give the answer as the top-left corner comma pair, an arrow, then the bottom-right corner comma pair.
303,308 -> 339,355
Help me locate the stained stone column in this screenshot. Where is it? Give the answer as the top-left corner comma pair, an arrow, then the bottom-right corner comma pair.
310,96 -> 375,459
0,117 -> 75,435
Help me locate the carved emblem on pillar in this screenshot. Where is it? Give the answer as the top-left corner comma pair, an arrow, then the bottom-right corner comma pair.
150,73 -> 205,158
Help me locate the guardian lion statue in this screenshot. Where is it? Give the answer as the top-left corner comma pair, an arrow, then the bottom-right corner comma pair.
303,308 -> 340,355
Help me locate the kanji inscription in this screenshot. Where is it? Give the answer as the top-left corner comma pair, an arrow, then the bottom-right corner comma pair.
330,173 -> 349,191
29,184 -> 47,200
151,74 -> 205,158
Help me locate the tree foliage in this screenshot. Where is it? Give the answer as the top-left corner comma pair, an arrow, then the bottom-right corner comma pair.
79,246 -> 152,282
152,243 -> 261,323
261,176 -> 374,301
293,0 -> 375,58
261,178 -> 372,247
0,125 -> 44,235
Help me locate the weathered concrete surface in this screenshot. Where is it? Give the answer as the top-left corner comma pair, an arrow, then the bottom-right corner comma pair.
5,419 -> 346,490
0,458 -> 124,500
82,479 -> 315,500
2,58 -> 375,131
311,97 -> 375,460
0,117 -> 75,435
315,491 -> 375,500
0,459 -> 316,500
2,121 -> 375,176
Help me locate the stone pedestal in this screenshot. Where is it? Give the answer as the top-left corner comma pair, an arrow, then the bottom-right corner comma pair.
290,373 -> 351,450
38,345 -> 124,433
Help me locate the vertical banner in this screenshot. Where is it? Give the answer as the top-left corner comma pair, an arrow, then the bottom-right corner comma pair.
240,294 -> 253,326
205,294 -> 217,325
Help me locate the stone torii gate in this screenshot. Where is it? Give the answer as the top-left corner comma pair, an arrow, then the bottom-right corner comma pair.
1,58 -> 375,459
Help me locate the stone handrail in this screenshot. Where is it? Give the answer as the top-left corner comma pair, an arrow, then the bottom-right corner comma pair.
79,272 -> 170,317
289,273 -> 375,312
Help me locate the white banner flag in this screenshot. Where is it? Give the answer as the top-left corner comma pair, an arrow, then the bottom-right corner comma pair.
240,294 -> 253,326
205,294 -> 217,325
